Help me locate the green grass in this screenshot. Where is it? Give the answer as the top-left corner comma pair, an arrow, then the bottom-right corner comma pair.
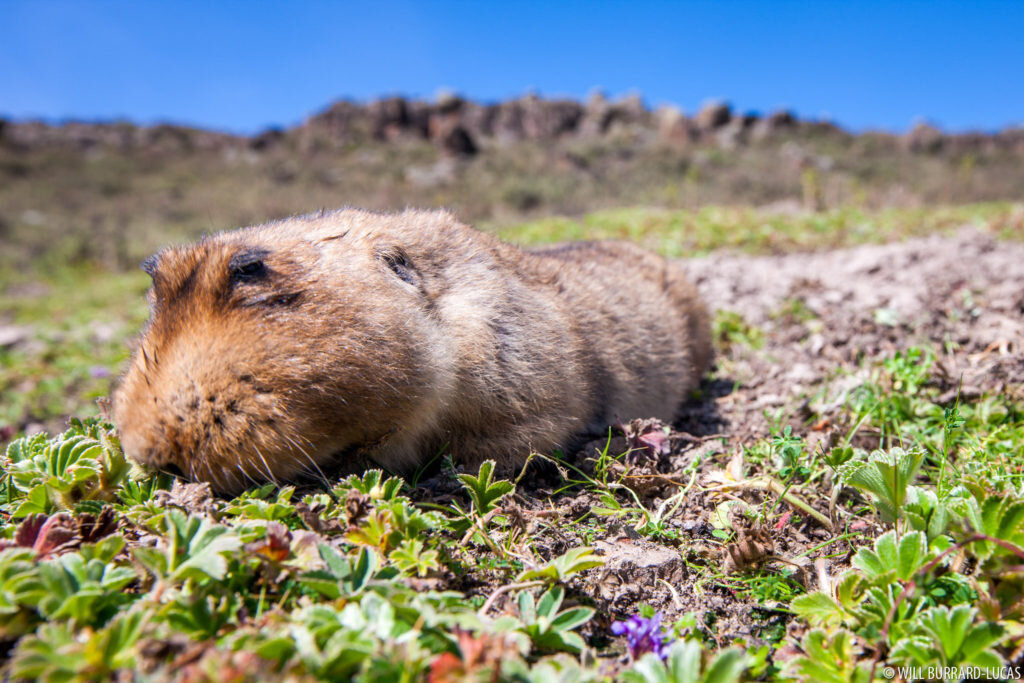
498,202 -> 1024,256
0,267 -> 149,431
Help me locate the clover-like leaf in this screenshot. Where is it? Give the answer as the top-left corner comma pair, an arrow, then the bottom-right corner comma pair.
457,460 -> 514,515
839,447 -> 923,523
517,547 -> 604,583
852,530 -> 928,583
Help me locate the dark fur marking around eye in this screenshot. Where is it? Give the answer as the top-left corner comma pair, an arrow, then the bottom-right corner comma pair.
229,248 -> 271,283
379,249 -> 416,285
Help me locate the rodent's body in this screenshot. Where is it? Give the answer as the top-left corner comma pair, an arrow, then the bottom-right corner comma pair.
113,209 -> 712,494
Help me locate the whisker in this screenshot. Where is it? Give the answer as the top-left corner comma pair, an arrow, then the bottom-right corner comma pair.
282,432 -> 331,488
251,443 -> 279,485
237,461 -> 260,487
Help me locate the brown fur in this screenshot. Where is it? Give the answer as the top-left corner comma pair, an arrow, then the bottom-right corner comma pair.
113,209 -> 712,494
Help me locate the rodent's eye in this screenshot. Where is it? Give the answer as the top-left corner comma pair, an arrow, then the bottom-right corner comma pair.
380,249 -> 417,286
229,248 -> 270,283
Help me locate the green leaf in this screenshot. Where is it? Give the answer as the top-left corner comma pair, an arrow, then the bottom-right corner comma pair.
917,605 -> 1004,666
388,538 -> 439,577
131,546 -> 168,578
839,448 -> 923,523
298,570 -> 342,599
550,606 -> 595,632
318,543 -> 350,578
173,525 -> 241,581
784,629 -> 871,683
457,459 -> 514,515
962,493 -> 1024,560
349,547 -> 378,592
517,546 -> 604,583
623,652 -> 672,683
701,648 -> 747,683
518,590 -> 537,624
666,640 -> 702,683
254,637 -> 296,662
623,641 -> 747,683
134,509 -> 241,583
791,592 -> 846,628
852,530 -> 928,582
340,469 -> 404,501
960,622 -> 1005,664
80,535 -> 125,564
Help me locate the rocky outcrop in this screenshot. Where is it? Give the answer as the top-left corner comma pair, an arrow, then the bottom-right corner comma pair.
0,119 -> 238,153
3,94 -> 1023,158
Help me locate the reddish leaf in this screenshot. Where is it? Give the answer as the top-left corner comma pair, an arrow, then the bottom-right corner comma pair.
618,418 -> 672,462
1,513 -> 82,559
428,653 -> 466,683
33,513 -> 79,558
774,510 -> 793,531
245,522 -> 292,563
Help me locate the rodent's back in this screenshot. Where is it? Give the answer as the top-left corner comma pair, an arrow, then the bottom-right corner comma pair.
112,209 -> 711,493
523,240 -> 711,433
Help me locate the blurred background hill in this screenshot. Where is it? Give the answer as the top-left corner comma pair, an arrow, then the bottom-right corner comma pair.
4,0 -> 1024,272
3,93 -> 1024,271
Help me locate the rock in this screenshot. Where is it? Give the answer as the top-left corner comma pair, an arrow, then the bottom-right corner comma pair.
249,127 -> 285,151
695,101 -> 732,131
767,109 -> 796,128
904,122 -> 945,153
715,113 -> 758,149
656,106 -> 693,145
439,125 -> 477,156
592,538 -> 686,602
302,100 -> 370,145
489,95 -> 584,143
751,109 -> 796,140
0,325 -> 31,349
368,97 -> 413,141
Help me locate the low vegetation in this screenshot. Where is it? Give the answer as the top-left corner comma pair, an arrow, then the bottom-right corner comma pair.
1,338 -> 1021,680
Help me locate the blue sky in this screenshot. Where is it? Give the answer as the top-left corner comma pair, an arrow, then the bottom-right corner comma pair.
4,0 -> 1022,134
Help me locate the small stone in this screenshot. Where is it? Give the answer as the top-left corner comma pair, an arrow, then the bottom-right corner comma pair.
0,325 -> 31,349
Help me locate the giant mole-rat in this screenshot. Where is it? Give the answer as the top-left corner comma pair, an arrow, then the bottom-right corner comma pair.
113,208 -> 712,494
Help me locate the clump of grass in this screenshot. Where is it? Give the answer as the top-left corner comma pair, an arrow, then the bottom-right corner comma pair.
0,266 -> 149,433
714,310 -> 765,350
499,203 -> 1023,257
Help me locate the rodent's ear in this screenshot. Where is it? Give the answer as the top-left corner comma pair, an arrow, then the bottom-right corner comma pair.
140,254 -> 159,278
377,247 -> 419,287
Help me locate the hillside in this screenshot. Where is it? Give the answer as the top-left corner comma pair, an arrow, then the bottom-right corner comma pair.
3,94 -> 1024,272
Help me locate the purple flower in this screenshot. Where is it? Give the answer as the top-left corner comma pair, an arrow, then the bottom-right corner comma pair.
611,612 -> 672,660
89,365 -> 112,379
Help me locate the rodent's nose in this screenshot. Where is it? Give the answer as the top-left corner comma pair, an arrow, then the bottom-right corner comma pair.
118,422 -> 163,469
119,417 -> 169,463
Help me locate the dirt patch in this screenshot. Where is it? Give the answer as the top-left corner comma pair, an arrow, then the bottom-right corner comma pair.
689,228 -> 1024,441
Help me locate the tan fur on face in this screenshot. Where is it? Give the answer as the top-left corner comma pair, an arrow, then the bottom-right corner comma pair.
112,209 -> 712,494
